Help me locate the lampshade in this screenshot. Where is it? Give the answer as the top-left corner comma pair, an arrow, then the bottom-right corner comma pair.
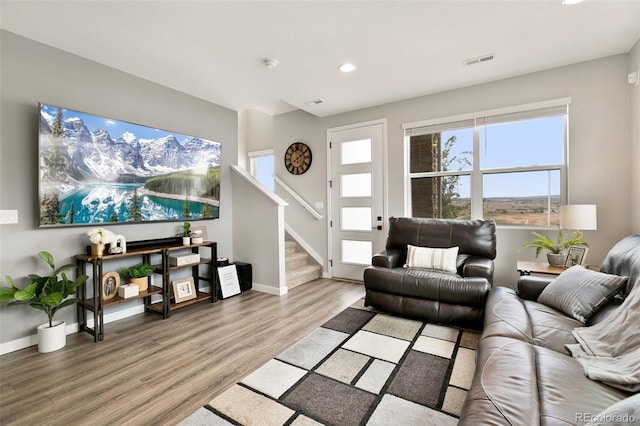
560,204 -> 597,230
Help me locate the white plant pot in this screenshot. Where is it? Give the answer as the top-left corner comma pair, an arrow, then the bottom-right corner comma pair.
182,236 -> 191,245
37,321 -> 66,353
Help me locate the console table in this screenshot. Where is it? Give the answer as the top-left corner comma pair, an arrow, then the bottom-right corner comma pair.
75,240 -> 217,342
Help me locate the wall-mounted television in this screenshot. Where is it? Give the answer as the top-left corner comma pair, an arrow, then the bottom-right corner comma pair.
38,103 -> 221,227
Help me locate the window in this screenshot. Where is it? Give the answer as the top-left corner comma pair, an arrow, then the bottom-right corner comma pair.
248,150 -> 275,191
404,100 -> 568,227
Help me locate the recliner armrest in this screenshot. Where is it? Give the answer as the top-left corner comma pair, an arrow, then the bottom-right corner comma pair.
517,275 -> 555,300
372,249 -> 403,269
463,256 -> 494,283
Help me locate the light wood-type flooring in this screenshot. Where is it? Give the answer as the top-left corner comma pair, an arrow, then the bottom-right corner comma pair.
0,279 -> 365,425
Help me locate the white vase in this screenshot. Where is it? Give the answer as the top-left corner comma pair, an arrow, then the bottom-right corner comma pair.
37,321 -> 66,353
182,236 -> 191,245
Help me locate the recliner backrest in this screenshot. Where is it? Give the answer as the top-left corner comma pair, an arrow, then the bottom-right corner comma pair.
386,217 -> 497,259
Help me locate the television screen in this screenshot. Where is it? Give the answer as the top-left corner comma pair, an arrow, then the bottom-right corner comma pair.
38,103 -> 221,227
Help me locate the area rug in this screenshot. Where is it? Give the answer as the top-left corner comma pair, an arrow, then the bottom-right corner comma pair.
180,300 -> 479,426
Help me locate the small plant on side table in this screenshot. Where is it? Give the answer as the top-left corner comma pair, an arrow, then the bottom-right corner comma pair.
521,228 -> 589,266
181,222 -> 191,245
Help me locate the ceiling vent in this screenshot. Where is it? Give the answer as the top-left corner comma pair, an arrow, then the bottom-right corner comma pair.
464,53 -> 495,66
304,99 -> 323,106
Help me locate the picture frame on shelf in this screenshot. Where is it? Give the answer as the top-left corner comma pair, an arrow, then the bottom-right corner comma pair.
172,277 -> 197,303
564,245 -> 589,268
101,271 -> 120,300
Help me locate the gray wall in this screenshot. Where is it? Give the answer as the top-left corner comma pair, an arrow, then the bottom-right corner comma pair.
0,31 -> 238,345
273,53 -> 635,287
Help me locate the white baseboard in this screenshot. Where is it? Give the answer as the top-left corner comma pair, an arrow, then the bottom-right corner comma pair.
0,304 -> 147,355
251,282 -> 288,296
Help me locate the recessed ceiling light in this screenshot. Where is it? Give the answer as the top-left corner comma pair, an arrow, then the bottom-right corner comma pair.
562,0 -> 583,4
339,63 -> 356,73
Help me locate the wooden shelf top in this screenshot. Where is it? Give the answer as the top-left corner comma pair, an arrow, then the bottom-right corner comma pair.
81,285 -> 163,309
517,260 -> 565,276
75,241 -> 215,261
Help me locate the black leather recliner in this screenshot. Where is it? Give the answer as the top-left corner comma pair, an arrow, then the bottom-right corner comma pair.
363,217 -> 497,330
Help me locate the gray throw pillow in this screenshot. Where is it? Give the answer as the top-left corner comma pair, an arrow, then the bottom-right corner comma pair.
538,265 -> 627,324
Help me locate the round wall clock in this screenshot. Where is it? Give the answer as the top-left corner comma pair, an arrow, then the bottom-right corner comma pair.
101,271 -> 120,300
284,142 -> 312,175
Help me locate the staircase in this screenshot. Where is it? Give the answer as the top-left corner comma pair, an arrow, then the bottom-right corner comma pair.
285,237 -> 322,289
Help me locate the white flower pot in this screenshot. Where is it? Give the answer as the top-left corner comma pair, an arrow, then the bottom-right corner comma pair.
37,321 -> 66,353
182,236 -> 191,245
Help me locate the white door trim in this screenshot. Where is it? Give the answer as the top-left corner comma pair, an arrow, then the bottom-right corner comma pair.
326,118 -> 388,279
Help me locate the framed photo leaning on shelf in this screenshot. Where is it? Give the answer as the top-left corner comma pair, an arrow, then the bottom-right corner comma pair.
172,277 -> 197,303
564,245 -> 589,268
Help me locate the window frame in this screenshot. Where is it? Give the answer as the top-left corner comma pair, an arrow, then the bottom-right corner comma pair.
403,98 -> 570,229
248,149 -> 275,191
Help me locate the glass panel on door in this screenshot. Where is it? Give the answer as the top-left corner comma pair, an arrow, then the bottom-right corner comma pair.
341,240 -> 373,265
341,138 -> 372,165
341,173 -> 372,198
341,207 -> 372,231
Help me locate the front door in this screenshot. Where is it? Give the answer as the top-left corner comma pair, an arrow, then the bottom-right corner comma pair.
329,120 -> 386,280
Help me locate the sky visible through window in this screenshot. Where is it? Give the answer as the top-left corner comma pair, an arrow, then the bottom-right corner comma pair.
442,116 -> 563,198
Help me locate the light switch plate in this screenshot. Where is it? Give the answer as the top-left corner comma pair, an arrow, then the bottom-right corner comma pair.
0,210 -> 18,224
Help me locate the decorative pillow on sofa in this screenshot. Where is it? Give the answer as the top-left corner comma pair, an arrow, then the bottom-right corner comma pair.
537,265 -> 628,324
404,245 -> 459,273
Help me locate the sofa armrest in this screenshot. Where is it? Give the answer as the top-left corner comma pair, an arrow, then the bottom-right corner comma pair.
463,256 -> 494,282
372,249 -> 403,269
517,275 -> 554,300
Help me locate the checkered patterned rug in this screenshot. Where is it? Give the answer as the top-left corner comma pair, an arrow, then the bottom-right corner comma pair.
180,300 -> 479,426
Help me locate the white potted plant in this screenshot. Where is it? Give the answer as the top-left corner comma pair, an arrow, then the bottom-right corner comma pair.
181,222 -> 191,245
0,251 -> 88,353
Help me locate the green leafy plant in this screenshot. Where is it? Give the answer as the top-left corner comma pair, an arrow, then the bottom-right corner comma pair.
120,263 -> 154,279
521,228 -> 589,258
0,251 -> 88,327
182,221 -> 191,236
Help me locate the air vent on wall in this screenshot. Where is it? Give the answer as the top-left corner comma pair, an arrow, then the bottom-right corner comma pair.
464,53 -> 495,66
304,99 -> 323,106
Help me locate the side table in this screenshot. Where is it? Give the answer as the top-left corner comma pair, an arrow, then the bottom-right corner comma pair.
516,260 -> 565,277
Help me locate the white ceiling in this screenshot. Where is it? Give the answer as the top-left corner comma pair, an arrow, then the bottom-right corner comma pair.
1,1 -> 639,117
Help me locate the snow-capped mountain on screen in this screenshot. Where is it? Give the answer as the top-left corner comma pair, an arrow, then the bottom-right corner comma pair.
39,111 -> 221,182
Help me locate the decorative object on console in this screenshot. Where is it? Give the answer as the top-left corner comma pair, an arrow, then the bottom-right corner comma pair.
191,229 -> 204,244
38,102 -> 221,227
284,142 -> 312,175
172,277 -> 197,303
169,253 -> 201,267
120,263 -> 154,292
87,227 -> 116,257
0,251 -> 88,353
118,284 -> 139,299
101,271 -> 120,300
191,225 -> 208,243
109,235 -> 127,254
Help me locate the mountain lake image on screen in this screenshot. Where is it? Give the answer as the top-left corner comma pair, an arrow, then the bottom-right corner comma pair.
38,103 -> 222,227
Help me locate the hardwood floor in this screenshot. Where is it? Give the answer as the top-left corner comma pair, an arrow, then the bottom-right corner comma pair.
0,279 -> 365,426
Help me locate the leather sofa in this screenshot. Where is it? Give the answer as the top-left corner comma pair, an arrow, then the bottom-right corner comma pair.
459,234 -> 640,425
363,217 -> 497,330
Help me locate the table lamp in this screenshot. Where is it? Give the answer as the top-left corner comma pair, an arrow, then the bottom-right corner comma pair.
560,204 -> 598,232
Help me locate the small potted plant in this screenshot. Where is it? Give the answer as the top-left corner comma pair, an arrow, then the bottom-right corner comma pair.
521,228 -> 589,266
0,251 -> 88,353
120,263 -> 154,292
181,222 -> 191,245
